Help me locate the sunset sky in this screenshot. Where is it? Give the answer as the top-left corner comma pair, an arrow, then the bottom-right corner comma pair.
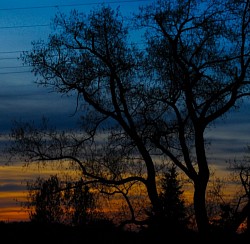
0,0 -> 249,222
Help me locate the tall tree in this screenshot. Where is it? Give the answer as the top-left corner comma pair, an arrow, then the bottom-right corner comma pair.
13,5 -> 162,226
135,0 -> 250,236
9,0 -> 250,238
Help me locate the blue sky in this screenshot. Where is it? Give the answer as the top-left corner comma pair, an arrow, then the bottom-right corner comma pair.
0,0 -> 149,133
0,0 -> 249,221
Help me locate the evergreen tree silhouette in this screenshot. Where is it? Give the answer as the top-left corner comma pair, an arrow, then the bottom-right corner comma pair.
159,164 -> 188,232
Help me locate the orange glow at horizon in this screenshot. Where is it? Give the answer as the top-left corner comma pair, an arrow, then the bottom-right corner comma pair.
0,207 -> 29,222
0,163 -> 79,222
0,161 -> 241,223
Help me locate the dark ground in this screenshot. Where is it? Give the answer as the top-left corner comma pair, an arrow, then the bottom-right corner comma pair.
0,221 -> 249,244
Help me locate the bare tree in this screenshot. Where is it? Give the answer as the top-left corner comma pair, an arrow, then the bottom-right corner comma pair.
12,5 -> 162,228
8,0 -> 250,238
135,0 -> 250,237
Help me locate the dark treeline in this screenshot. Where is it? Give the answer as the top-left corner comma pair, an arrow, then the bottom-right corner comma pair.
0,220 -> 248,244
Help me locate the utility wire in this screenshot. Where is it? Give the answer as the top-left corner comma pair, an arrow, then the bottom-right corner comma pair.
0,65 -> 30,70
0,0 -> 151,11
0,0 -> 149,75
0,24 -> 49,29
0,57 -> 19,60
0,0 -> 148,30
0,71 -> 32,75
0,50 -> 25,54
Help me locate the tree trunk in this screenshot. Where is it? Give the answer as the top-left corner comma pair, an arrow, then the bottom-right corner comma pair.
193,127 -> 210,238
193,179 -> 210,238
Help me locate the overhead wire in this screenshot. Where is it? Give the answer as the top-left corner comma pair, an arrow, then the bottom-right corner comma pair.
0,24 -> 49,29
0,0 -> 150,76
0,0 -> 151,11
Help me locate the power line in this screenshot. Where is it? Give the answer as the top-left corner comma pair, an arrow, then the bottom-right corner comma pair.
0,4 -> 145,29
0,70 -> 32,75
0,57 -> 18,60
0,65 -> 30,70
0,21 -> 139,30
0,24 -> 49,29
0,0 -> 148,72
0,51 -> 24,54
0,0 -> 151,11
0,40 -> 146,55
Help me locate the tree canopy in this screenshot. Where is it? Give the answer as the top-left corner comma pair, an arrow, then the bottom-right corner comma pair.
24,175 -> 98,226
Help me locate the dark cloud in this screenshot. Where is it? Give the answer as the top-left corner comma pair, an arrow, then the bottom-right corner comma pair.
0,183 -> 25,192
0,81 -> 80,132
206,113 -> 250,166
